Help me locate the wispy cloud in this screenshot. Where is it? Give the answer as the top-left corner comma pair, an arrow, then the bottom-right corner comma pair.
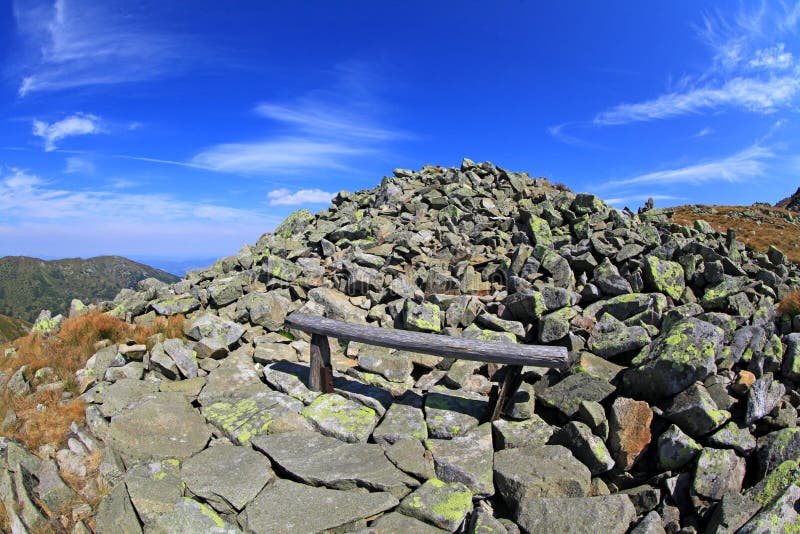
191,138 -> 371,174
593,76 -> 800,125
0,169 -> 281,257
13,0 -> 191,96
32,113 -> 101,151
266,188 -> 334,206
604,144 -> 774,187
190,63 -> 406,175
694,127 -> 713,138
64,156 -> 95,174
588,2 -> 800,127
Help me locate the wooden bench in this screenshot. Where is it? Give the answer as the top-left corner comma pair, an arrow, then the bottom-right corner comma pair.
284,312 -> 569,422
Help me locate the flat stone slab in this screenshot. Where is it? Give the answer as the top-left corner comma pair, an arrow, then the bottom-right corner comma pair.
494,444 -> 591,514
514,495 -> 636,534
370,511 -> 449,533
492,416 -> 554,449
197,351 -> 263,406
537,373 -> 615,418
385,438 -> 436,480
427,423 -> 494,498
373,396 -> 427,445
251,430 -> 415,498
99,379 -> 160,417
150,497 -> 240,534
425,387 -> 488,439
239,478 -> 398,533
301,393 -> 378,443
108,392 -> 211,463
182,443 -> 273,513
202,388 -> 302,445
126,459 -> 183,527
397,479 -> 473,532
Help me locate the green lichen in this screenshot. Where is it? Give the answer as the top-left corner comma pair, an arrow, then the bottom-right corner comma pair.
187,498 -> 226,529
429,484 -> 473,523
750,459 -> 800,506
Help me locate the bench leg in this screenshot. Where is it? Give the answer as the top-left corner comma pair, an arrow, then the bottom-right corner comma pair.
309,333 -> 334,393
486,364 -> 523,422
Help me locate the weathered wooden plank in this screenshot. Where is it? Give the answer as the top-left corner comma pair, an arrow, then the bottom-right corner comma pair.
486,365 -> 523,422
285,313 -> 568,369
309,333 -> 333,393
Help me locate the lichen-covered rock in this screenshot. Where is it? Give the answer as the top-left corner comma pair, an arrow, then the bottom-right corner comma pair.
662,382 -> 730,437
643,256 -> 685,300
151,295 -> 201,316
425,387 -> 487,439
301,393 -> 378,443
373,398 -> 427,445
125,459 -> 183,527
692,448 -> 745,500
492,416 -> 554,449
150,497 -> 240,534
549,421 -> 614,475
656,424 -> 701,471
95,482 -> 142,534
537,373 -> 615,418
745,373 -> 785,425
623,318 -> 722,401
398,479 -> 473,532
405,301 -> 443,333
427,423 -> 495,498
708,422 -> 757,454
738,484 -> 800,534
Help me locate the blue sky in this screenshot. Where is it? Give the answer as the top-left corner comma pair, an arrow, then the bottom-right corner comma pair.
1,1 -> 799,269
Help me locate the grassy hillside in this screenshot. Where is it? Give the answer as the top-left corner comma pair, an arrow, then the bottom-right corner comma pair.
0,314 -> 30,343
0,256 -> 179,322
669,204 -> 800,263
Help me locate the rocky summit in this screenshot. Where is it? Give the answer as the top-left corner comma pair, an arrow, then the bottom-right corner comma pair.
3,159 -> 800,533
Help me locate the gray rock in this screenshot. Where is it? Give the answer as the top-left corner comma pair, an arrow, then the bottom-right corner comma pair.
244,292 -> 288,331
95,482 -> 142,534
107,392 -> 211,463
494,445 -> 591,514
630,511 -> 666,534
427,423 -> 495,498
149,497 -> 240,534
538,307 -> 577,342
151,296 -> 201,316
125,459 -> 183,527
208,279 -> 243,307
513,495 -> 636,534
656,424 -> 702,471
183,313 -> 245,348
738,483 -> 800,534
692,448 -> 746,500
587,313 -> 650,358
263,364 -> 319,404
163,338 -> 199,379
593,258 -> 633,296
239,478 -> 398,533
745,373 -> 785,425
371,511 -> 449,533
252,430 -> 415,498
425,387 -> 487,438
358,346 -> 414,382
537,373 -> 615,418
468,508 -> 509,534
708,422 -> 757,454
7,367 -> 30,396
549,421 -> 615,475
197,350 -> 263,406
385,438 -> 436,480
307,287 -> 368,323
34,458 -> 78,516
704,493 -> 761,534
754,427 -> 800,478
623,318 -> 722,401
203,387 -> 302,445
150,342 -> 180,379
642,256 -> 685,300
492,416 -> 554,449
373,398 -> 428,445
662,382 -> 730,437
181,442 -> 273,513
301,393 -> 378,443
398,479 -> 473,532
405,301 -> 443,332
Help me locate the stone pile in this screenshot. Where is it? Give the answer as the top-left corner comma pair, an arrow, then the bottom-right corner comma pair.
3,159 -> 800,533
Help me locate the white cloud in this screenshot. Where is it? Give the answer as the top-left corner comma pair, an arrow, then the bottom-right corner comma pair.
255,103 -> 401,141
32,113 -> 101,151
605,145 -> 774,187
64,156 -> 95,174
0,169 -> 282,257
267,188 -> 334,206
750,44 -> 794,69
694,127 -> 713,138
191,139 -> 370,174
584,4 -> 800,128
594,76 -> 800,125
13,0 -> 192,96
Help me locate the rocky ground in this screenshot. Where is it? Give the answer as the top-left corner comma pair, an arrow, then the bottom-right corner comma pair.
2,160 -> 800,533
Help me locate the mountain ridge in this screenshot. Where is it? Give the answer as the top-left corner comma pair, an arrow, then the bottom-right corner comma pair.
0,255 -> 179,322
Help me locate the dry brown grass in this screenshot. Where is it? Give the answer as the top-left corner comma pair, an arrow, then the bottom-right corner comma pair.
671,204 -> 800,264
0,310 -> 184,452
778,291 -> 800,317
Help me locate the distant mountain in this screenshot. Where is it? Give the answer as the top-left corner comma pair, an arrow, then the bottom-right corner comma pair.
776,187 -> 800,212
128,256 -> 219,277
0,256 -> 180,323
0,313 -> 30,343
